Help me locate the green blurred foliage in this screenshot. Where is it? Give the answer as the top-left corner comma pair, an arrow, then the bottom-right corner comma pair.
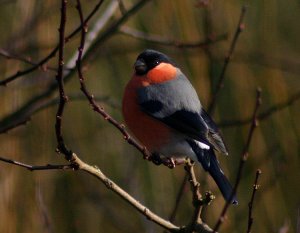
0,0 -> 299,233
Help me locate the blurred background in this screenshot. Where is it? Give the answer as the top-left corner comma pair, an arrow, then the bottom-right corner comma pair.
0,0 -> 299,232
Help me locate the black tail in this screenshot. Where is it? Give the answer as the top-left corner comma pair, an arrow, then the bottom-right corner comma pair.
187,140 -> 238,204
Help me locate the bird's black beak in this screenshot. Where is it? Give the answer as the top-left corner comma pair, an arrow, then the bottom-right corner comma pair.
134,59 -> 147,75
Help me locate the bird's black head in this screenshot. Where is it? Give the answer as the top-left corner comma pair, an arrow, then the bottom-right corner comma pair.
134,49 -> 176,75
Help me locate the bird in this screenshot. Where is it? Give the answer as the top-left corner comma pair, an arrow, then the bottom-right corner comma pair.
122,49 -> 237,204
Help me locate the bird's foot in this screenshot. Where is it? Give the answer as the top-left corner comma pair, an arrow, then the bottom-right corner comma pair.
163,157 -> 176,169
150,153 -> 163,165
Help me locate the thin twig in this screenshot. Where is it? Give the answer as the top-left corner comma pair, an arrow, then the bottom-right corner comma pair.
0,156 -> 72,171
55,0 -> 72,159
247,169 -> 262,233
213,88 -> 262,232
219,90 -> 300,128
0,0 -> 104,86
0,94 -> 118,133
185,161 -> 203,230
0,48 -> 60,71
208,5 -> 247,114
119,26 -> 227,48
184,160 -> 215,232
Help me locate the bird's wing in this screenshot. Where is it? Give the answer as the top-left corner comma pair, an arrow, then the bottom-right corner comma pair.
137,73 -> 228,154
200,109 -> 228,154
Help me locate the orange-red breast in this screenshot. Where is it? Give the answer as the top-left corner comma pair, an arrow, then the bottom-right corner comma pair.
122,49 -> 237,204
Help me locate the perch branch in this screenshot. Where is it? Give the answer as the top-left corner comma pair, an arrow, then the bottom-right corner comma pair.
213,88 -> 262,232
73,153 -> 181,232
184,160 -> 215,232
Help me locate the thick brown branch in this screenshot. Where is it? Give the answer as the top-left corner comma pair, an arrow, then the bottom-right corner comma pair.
208,5 -> 247,114
213,88 -> 262,232
247,169 -> 262,233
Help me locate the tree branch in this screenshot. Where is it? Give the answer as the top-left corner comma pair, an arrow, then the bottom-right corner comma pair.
54,0 -> 72,159
247,169 -> 262,233
0,48 -> 60,72
0,156 -> 72,171
72,153 -> 181,232
119,26 -> 227,48
218,90 -> 300,128
213,88 -> 262,232
208,5 -> 247,114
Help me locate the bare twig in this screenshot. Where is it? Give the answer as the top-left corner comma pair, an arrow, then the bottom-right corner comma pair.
213,88 -> 262,232
184,160 -> 215,232
247,169 -> 262,233
119,26 -> 227,48
0,94 -> 118,133
75,0 -> 149,158
0,156 -> 72,171
0,0 -> 104,86
54,0 -> 72,159
219,90 -> 300,128
185,161 -> 203,230
208,5 -> 247,114
0,48 -> 60,71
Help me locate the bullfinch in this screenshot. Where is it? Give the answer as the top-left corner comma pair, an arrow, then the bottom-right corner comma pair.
122,49 -> 237,204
